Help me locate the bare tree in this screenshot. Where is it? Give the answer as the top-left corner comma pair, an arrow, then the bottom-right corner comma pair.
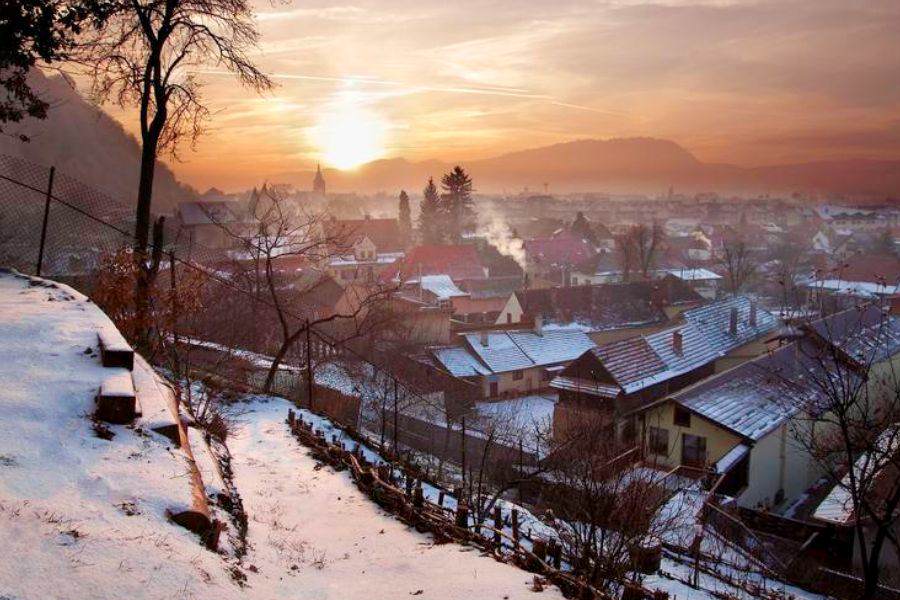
774,304 -> 900,597
615,224 -> 664,282
205,190 -> 396,392
717,231 -> 757,295
538,414 -> 682,592
78,0 -> 273,338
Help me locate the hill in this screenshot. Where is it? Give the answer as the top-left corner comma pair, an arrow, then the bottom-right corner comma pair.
274,138 -> 900,198
0,71 -> 194,213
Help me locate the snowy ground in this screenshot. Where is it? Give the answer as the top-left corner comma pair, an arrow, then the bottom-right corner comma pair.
0,270 -> 564,600
228,397 -> 564,599
0,270 -> 236,600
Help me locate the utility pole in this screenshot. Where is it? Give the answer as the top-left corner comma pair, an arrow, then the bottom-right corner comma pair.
36,166 -> 55,276
460,415 -> 467,494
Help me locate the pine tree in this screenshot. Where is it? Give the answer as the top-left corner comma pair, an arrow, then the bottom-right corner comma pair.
398,190 -> 412,244
418,178 -> 442,244
440,165 -> 475,243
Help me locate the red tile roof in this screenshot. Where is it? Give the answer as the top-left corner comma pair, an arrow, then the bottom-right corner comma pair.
386,245 -> 486,282
523,231 -> 594,267
325,217 -> 403,252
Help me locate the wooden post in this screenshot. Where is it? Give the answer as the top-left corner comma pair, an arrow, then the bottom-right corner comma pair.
548,538 -> 562,569
460,416 -> 467,493
305,319 -> 314,411
437,490 -> 445,508
413,481 -> 424,508
493,505 -> 502,549
392,378 -> 399,456
532,538 -> 547,568
36,166 -> 55,276
455,501 -> 469,529
405,475 -> 414,498
168,251 -> 180,375
511,509 -> 520,545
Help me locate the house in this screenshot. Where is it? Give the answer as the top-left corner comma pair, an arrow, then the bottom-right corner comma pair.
431,321 -> 596,400
324,216 -> 405,284
641,305 -> 900,510
176,200 -> 256,249
384,244 -> 488,283
550,296 -> 779,444
510,275 -> 704,340
523,231 -> 595,283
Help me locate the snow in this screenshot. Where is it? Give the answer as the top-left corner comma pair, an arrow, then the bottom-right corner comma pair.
0,270 -> 235,599
99,370 -> 135,398
414,274 -> 469,300
229,398 -> 564,599
0,270 -> 566,600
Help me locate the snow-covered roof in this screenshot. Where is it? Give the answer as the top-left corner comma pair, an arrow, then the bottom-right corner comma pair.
808,279 -> 899,298
433,328 -> 595,377
432,346 -> 491,377
416,274 -> 469,300
681,296 -> 779,355
462,329 -> 596,374
814,426 -> 900,525
659,268 -> 722,282
329,252 -> 404,267
645,322 -> 720,380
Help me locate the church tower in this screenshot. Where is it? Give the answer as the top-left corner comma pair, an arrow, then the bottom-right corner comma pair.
313,163 -> 326,195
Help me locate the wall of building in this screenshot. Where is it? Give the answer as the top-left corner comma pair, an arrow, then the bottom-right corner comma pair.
641,402 -> 742,469
479,366 -> 549,399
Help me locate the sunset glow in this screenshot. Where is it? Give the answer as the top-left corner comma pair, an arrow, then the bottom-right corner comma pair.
310,95 -> 387,170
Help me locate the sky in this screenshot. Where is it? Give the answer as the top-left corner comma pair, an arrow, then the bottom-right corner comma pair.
105,0 -> 900,190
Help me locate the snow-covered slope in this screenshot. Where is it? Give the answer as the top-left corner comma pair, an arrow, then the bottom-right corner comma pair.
0,270 -> 562,600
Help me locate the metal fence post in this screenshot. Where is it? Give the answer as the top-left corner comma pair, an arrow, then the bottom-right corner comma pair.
36,166 -> 55,276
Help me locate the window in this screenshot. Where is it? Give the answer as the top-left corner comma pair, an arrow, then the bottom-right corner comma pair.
674,406 -> 692,428
648,427 -> 669,455
682,434 -> 707,468
512,371 -> 524,381
506,312 -> 512,324
489,381 -> 499,397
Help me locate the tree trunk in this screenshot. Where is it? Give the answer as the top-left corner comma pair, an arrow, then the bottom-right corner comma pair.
134,139 -> 158,349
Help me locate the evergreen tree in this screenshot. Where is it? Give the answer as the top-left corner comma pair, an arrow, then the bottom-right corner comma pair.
418,178 -> 442,244
398,190 -> 412,244
440,165 -> 475,243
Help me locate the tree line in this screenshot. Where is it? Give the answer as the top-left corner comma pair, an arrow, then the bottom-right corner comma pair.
396,165 -> 476,246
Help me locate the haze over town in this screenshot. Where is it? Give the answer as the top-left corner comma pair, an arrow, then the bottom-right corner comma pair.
1,2 -> 899,600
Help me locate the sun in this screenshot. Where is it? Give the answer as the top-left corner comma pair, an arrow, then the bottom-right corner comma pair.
311,102 -> 387,170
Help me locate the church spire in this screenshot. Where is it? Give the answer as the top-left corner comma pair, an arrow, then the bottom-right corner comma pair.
313,162 -> 326,195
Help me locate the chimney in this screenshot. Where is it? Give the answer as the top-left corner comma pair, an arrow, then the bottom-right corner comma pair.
672,330 -> 683,355
534,314 -> 543,337
729,306 -> 738,335
480,331 -> 489,347
749,301 -> 758,327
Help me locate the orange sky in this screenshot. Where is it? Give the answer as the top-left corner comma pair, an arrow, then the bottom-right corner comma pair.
104,0 -> 900,191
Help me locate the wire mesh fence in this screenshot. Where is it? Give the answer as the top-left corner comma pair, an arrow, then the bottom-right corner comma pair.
0,152 -> 536,487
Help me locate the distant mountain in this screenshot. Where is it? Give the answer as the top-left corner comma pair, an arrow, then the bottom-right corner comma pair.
275,138 -> 900,199
0,71 -> 195,213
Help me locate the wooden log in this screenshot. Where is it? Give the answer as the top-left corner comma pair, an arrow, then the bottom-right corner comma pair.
95,371 -> 136,424
97,329 -> 134,370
